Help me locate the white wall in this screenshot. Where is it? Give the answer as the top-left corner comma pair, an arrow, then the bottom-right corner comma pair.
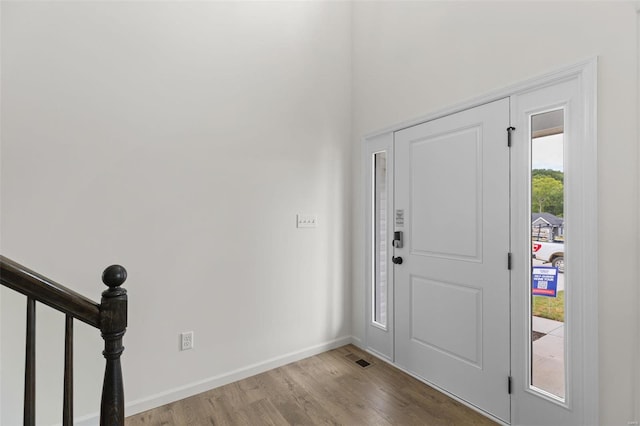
351,2 -> 639,425
0,2 -> 352,424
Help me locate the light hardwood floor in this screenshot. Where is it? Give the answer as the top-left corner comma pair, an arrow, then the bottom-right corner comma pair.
126,345 -> 497,425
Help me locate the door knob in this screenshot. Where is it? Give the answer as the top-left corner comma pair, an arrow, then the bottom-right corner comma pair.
392,256 -> 403,265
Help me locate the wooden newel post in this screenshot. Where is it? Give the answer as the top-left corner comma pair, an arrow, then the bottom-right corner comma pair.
99,265 -> 127,426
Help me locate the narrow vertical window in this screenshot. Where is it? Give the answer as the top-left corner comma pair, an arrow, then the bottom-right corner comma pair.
373,152 -> 388,327
530,109 -> 566,400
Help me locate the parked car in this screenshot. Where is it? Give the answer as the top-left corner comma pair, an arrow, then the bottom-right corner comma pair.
532,241 -> 564,273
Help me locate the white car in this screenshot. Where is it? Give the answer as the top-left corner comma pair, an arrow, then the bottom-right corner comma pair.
532,241 -> 564,273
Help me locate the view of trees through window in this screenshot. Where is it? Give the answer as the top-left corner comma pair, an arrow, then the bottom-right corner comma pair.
532,169 -> 563,217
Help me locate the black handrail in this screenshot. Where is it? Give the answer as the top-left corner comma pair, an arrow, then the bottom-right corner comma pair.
1,256 -> 100,327
0,255 -> 128,426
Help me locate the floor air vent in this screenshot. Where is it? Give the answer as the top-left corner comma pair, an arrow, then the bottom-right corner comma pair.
355,359 -> 371,368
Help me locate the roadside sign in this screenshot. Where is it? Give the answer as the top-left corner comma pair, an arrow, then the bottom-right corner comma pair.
532,266 -> 558,297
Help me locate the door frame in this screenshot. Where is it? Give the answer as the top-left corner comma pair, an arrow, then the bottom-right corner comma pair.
362,58 -> 597,425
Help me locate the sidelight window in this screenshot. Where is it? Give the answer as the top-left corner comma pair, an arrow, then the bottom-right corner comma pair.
372,151 -> 388,328
529,108 -> 566,401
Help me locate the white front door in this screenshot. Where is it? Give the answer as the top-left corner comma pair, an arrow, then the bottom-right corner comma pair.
394,98 -> 511,423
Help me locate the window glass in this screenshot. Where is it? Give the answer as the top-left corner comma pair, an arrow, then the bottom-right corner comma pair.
530,109 -> 566,400
373,152 -> 388,327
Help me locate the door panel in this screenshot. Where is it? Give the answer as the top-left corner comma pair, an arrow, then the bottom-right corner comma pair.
394,98 -> 511,423
410,126 -> 482,260
410,277 -> 482,366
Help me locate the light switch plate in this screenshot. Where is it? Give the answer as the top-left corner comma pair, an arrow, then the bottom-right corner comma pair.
297,214 -> 318,228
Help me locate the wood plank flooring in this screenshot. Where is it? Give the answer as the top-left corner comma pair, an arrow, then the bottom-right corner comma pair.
126,345 -> 497,425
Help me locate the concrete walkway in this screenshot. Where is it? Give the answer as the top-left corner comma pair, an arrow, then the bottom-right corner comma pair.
532,316 -> 565,398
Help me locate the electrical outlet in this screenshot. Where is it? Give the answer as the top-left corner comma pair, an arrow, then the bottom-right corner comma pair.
180,331 -> 194,351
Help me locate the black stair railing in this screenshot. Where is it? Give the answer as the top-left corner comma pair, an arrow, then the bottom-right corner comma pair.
0,255 -> 128,426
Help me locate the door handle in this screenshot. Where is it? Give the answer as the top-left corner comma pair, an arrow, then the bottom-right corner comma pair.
392,256 -> 403,265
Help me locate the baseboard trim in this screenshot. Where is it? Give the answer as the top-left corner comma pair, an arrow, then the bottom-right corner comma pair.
73,336 -> 354,426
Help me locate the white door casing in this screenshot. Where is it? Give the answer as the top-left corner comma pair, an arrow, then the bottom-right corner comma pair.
394,98 -> 511,423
